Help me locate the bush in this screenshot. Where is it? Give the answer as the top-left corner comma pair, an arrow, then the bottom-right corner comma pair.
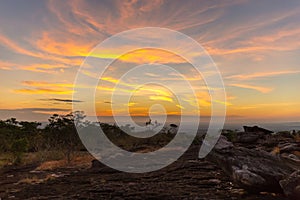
11,138 -> 28,165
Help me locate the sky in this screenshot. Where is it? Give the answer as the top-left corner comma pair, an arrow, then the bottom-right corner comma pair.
0,0 -> 300,123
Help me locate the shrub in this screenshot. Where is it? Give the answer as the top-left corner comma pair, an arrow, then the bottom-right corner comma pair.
11,138 -> 28,165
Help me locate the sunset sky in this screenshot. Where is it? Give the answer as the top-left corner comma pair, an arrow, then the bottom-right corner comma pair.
0,0 -> 300,122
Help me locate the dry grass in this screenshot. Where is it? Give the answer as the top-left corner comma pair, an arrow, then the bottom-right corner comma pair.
270,146 -> 280,155
36,152 -> 94,171
1,150 -> 94,170
36,160 -> 68,170
0,153 -> 13,168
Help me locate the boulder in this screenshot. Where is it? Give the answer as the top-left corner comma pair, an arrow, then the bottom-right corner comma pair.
279,143 -> 300,153
236,132 -> 260,143
231,126 -> 274,144
243,126 -> 273,134
280,153 -> 300,171
280,170 -> 300,200
207,136 -> 294,193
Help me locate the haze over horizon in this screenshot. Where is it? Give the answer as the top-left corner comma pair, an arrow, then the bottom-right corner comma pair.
1,0 -> 300,123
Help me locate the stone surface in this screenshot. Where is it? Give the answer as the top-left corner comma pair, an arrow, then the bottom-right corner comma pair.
207,137 -> 294,193
243,126 -> 273,134
280,170 -> 300,200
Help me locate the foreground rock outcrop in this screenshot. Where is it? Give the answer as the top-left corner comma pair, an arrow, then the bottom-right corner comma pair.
207,133 -> 300,199
280,170 -> 300,200
1,125 -> 298,199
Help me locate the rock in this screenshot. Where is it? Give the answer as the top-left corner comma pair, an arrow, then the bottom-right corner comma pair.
280,153 -> 300,171
243,126 -> 273,134
280,143 -> 300,153
207,137 -> 294,193
276,143 -> 300,170
280,170 -> 300,200
277,131 -> 295,139
232,165 -> 266,187
236,132 -> 260,143
213,135 -> 234,150
231,126 -> 274,145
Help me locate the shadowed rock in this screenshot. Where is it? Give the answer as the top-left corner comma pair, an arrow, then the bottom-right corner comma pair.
243,126 -> 273,134
280,170 -> 300,200
207,136 -> 294,193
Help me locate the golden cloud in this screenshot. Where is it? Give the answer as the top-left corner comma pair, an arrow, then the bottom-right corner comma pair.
14,88 -> 73,95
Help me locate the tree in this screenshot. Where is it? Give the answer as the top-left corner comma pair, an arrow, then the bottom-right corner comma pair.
19,121 -> 42,152
0,119 -> 22,153
45,112 -> 85,163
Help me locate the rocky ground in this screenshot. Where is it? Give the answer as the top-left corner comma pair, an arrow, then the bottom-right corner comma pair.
0,126 -> 299,200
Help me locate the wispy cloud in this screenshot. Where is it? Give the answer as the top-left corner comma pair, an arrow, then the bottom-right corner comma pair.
35,32 -> 94,57
21,81 -> 74,88
0,107 -> 70,112
14,81 -> 75,95
116,49 -> 187,64
20,64 -> 69,74
39,98 -> 83,103
0,32 -> 82,66
226,70 -> 300,80
0,61 -> 15,70
0,33 -> 40,58
0,107 -> 71,121
229,83 -> 273,93
14,88 -> 74,95
149,95 -> 173,102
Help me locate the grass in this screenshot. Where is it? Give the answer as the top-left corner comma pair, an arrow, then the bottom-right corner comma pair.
0,150 -> 93,170
0,152 -> 13,168
36,151 -> 93,170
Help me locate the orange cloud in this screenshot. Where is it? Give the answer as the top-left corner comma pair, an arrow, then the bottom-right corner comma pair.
117,49 -> 187,64
0,32 -> 84,69
229,83 -> 273,93
35,32 -> 93,57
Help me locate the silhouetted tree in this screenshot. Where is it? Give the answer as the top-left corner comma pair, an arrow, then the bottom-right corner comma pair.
45,112 -> 85,163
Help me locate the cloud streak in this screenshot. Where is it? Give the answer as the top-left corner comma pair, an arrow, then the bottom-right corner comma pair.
229,83 -> 273,93
39,98 -> 83,103
226,70 -> 300,80
14,88 -> 74,95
